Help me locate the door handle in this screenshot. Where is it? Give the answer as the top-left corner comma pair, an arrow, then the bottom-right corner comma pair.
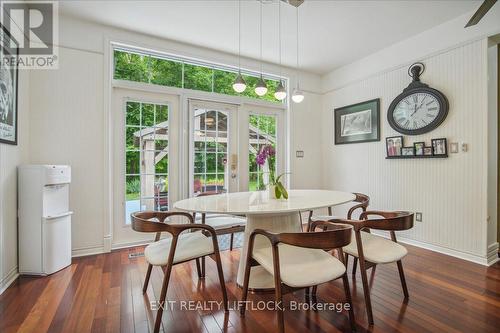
43,211 -> 74,220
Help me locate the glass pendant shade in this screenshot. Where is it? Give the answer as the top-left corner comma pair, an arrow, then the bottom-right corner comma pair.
232,72 -> 247,93
292,88 -> 304,103
274,81 -> 287,100
255,76 -> 268,96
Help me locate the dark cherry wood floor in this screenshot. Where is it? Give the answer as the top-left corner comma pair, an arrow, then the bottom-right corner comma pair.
1,240 -> 499,333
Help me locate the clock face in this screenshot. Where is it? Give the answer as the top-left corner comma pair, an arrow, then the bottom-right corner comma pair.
392,92 -> 440,131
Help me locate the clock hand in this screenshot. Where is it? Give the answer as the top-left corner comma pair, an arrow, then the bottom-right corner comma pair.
411,104 -> 418,117
415,96 -> 426,111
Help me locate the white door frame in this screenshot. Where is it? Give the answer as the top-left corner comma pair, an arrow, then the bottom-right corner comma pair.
111,87 -> 180,247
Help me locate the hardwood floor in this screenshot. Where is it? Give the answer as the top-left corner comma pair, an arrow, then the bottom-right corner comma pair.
1,242 -> 499,333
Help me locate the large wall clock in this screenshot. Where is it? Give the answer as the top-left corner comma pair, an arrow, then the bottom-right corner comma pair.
387,63 -> 449,135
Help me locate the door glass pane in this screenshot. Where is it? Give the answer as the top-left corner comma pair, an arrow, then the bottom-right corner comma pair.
125,100 -> 169,224
192,107 -> 229,196
249,114 -> 277,191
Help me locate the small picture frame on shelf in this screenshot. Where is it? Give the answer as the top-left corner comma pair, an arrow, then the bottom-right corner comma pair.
414,142 -> 425,156
386,136 -> 403,157
401,147 -> 415,156
432,138 -> 448,156
424,147 -> 433,156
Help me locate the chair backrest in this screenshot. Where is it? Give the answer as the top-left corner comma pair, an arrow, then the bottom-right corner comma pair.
321,192 -> 369,218
360,210 -> 414,231
347,193 -> 370,219
276,223 -> 352,250
131,211 -> 194,237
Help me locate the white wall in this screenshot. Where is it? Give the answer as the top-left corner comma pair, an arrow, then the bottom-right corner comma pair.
0,70 -> 30,293
29,47 -> 105,254
319,6 -> 500,265
27,15 -> 323,256
321,40 -> 490,263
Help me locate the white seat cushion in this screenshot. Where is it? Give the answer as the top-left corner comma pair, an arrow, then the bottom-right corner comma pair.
343,231 -> 407,264
309,215 -> 340,222
144,231 -> 214,266
252,244 -> 346,288
204,216 -> 246,230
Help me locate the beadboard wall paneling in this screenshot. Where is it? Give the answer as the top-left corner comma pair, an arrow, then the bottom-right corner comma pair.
29,47 -> 105,253
322,40 -> 488,258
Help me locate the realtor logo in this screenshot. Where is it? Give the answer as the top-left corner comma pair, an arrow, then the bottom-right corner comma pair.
0,0 -> 58,69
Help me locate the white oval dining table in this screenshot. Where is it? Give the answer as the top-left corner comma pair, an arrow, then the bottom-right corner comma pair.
174,189 -> 355,290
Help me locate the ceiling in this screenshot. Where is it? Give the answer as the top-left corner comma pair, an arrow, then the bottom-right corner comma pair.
59,0 -> 481,74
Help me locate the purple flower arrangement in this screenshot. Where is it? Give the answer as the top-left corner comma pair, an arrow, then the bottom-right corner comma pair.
256,144 -> 288,199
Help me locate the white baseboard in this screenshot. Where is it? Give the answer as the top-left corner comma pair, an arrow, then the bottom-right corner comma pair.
487,242 -> 499,266
372,231 -> 493,266
72,245 -> 105,258
111,239 -> 153,251
0,266 -> 19,295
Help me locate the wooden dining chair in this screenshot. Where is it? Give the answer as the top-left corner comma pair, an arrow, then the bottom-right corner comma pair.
240,221 -> 356,333
306,192 -> 370,232
193,191 -> 246,277
131,211 -> 228,333
324,211 -> 414,325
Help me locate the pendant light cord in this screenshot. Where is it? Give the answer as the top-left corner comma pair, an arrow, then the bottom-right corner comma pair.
296,6 -> 300,89
238,0 -> 241,71
278,1 -> 282,81
260,0 -> 263,77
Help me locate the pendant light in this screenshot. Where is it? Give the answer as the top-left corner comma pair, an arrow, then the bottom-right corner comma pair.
255,0 -> 268,96
292,6 -> 304,103
233,0 -> 247,93
274,1 -> 287,101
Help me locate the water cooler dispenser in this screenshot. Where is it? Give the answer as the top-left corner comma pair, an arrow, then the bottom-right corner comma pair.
18,165 -> 73,275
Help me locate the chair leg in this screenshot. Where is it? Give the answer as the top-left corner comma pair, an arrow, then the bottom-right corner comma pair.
342,273 -> 356,332
230,233 -> 234,251
201,257 -> 206,278
397,260 -> 409,298
143,264 -> 153,294
345,253 -> 349,268
352,257 -> 358,275
358,258 -> 374,325
213,252 -> 229,312
195,258 -> 202,279
311,285 -> 318,296
240,255 -> 252,316
275,284 -> 285,333
154,263 -> 174,333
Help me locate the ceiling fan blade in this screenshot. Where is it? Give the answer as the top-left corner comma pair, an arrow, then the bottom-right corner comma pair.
465,0 -> 497,27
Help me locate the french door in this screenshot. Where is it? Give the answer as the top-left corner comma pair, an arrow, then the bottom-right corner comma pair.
188,100 -> 239,195
189,100 -> 285,196
112,88 -> 181,245
111,89 -> 285,246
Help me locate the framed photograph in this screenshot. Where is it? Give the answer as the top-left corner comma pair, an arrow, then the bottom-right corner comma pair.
432,138 -> 448,156
414,142 -> 425,156
334,98 -> 380,144
402,147 -> 415,156
424,147 -> 433,156
386,136 -> 403,157
0,24 -> 19,145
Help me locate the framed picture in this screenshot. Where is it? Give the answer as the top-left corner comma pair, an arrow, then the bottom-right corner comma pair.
424,147 -> 433,156
334,98 -> 380,144
402,147 -> 415,156
432,138 -> 448,156
414,142 -> 425,156
386,136 -> 403,157
0,24 -> 19,145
